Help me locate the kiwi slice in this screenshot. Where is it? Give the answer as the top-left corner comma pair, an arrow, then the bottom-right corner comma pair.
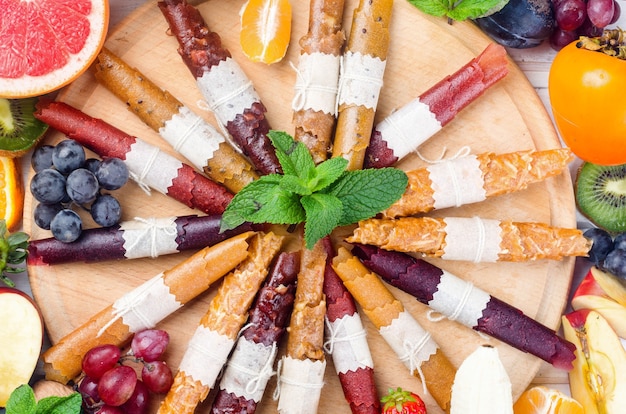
0,97 -> 49,157
576,162 -> 626,233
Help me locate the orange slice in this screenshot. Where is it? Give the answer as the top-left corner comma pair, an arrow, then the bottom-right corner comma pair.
0,0 -> 110,98
0,156 -> 24,232
513,386 -> 584,414
240,0 -> 292,64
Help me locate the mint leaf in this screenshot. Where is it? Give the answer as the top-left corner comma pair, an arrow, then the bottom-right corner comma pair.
279,175 -> 312,196
269,130 -> 315,179
310,157 -> 349,192
324,168 -> 408,226
35,393 -> 82,414
6,384 -> 36,414
301,193 -> 343,249
407,0 -> 509,21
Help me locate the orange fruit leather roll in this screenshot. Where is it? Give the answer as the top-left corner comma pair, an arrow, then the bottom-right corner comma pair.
292,0 -> 346,164
331,0 -> 393,170
94,48 -> 258,194
332,246 -> 456,412
157,231 -> 284,414
42,232 -> 255,384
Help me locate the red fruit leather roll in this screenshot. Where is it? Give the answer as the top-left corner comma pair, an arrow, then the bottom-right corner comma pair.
350,243 -> 576,370
322,237 -> 379,414
364,44 -> 508,169
210,251 -> 299,414
157,0 -> 281,176
27,215 -> 256,265
34,100 -> 233,215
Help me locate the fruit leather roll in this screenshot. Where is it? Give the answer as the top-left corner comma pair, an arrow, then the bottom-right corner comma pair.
27,214 -> 256,265
210,251 -> 299,414
276,239 -> 327,414
157,0 -> 281,176
94,48 -> 258,193
34,101 -> 233,215
42,231 -> 254,384
158,231 -> 284,414
292,0 -> 346,164
332,246 -> 456,412
350,243 -> 577,370
364,43 -> 509,169
322,237 -> 380,414
384,148 -> 573,218
348,216 -> 591,262
331,0 -> 393,170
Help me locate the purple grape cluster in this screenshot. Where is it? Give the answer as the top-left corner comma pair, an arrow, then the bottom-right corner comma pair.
30,139 -> 129,243
551,0 -> 621,49
78,329 -> 174,413
584,227 -> 626,279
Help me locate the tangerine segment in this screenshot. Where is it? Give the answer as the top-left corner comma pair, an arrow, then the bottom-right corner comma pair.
240,0 -> 292,64
0,0 -> 109,98
0,156 -> 23,232
513,386 -> 584,414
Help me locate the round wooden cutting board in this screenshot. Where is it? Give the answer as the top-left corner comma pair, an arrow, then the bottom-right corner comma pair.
24,0 -> 577,412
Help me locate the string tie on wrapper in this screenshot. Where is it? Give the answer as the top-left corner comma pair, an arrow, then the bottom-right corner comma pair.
129,146 -> 161,195
290,60 -> 340,115
272,357 -> 325,400
417,146 -> 471,207
400,334 -> 431,397
226,342 -> 278,396
336,54 -> 385,111
123,217 -> 178,259
172,113 -> 204,153
323,317 -> 367,354
471,216 -> 487,263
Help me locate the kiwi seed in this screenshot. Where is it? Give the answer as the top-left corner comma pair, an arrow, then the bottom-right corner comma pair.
0,97 -> 49,158
576,162 -> 626,233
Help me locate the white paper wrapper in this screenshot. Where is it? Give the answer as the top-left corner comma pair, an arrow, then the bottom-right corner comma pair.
428,270 -> 491,328
197,57 -> 260,126
292,52 -> 341,115
324,313 -> 373,374
375,98 -> 442,160
276,356 -> 326,414
108,273 -> 182,334
178,325 -> 235,387
429,154 -> 486,210
219,337 -> 278,402
159,105 -> 224,171
124,138 -> 183,195
442,217 -> 502,262
378,310 -> 438,375
337,51 -> 386,109
120,216 -> 179,259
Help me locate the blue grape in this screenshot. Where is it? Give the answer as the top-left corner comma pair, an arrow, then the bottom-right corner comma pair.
583,227 -> 614,266
84,158 -> 102,174
50,209 -> 82,243
52,139 -> 86,174
30,168 -> 68,204
603,248 -> 626,279
31,145 -> 55,172
96,158 -> 129,190
66,168 -> 99,205
612,233 -> 626,251
91,194 -> 122,227
34,203 -> 64,230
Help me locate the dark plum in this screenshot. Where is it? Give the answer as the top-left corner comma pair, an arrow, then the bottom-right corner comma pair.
474,0 -> 556,48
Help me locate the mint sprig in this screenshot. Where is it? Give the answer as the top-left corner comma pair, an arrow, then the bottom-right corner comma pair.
0,220 -> 29,287
6,384 -> 82,414
407,0 -> 509,22
220,131 -> 408,249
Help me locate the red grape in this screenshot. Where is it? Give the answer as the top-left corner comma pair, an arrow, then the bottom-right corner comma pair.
82,344 -> 121,380
121,380 -> 150,414
130,329 -> 170,362
98,365 -> 138,406
141,360 -> 174,394
587,0 -> 615,27
610,0 -> 621,23
550,27 -> 580,49
555,0 -> 587,30
78,375 -> 101,408
95,405 -> 124,414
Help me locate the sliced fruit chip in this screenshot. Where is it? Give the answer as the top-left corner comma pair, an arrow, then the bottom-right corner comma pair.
0,0 -> 109,98
575,161 -> 626,233
513,386 -> 584,414
0,98 -> 49,157
240,0 -> 292,64
0,156 -> 24,232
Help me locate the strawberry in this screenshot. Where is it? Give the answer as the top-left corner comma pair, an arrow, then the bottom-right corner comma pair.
381,387 -> 427,414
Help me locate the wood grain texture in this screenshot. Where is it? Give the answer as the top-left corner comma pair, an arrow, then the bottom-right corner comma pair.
24,0 -> 576,412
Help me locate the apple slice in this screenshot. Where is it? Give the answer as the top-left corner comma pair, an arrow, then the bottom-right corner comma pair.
562,309 -> 626,414
0,287 -> 44,407
571,267 -> 626,338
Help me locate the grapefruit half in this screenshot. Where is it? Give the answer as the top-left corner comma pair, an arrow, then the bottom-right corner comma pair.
0,0 -> 110,99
